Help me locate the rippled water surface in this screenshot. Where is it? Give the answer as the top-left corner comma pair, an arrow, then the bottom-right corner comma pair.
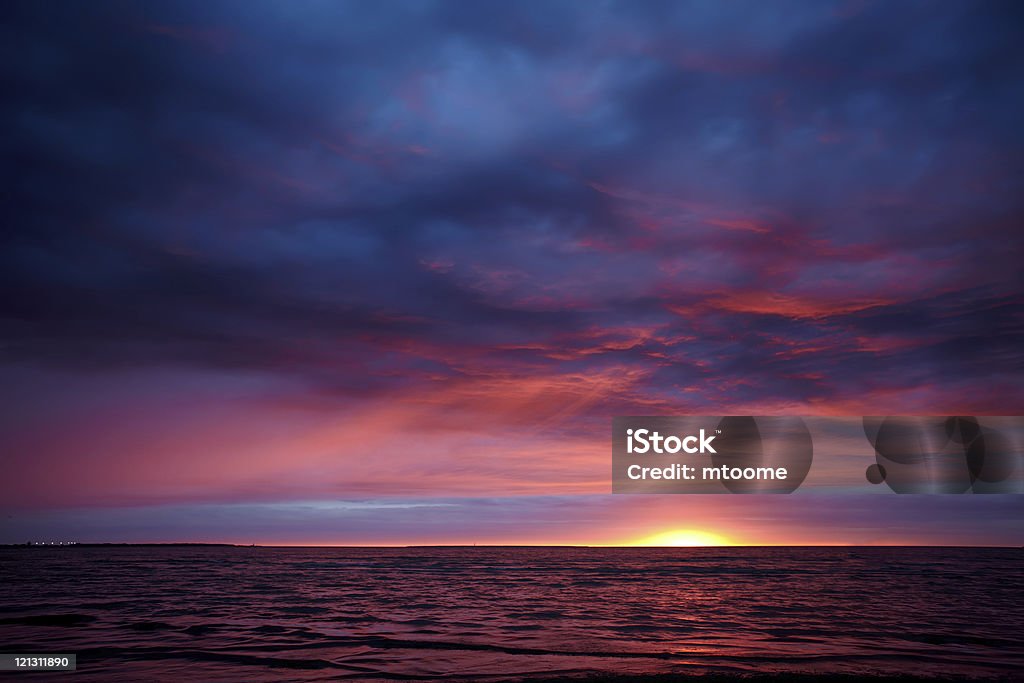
1,546 -> 1022,681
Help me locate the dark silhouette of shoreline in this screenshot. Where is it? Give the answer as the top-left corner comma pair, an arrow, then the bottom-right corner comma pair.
1,542 -> 250,548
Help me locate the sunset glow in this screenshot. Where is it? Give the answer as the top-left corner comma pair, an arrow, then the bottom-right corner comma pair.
3,5 -> 1024,683
627,529 -> 733,547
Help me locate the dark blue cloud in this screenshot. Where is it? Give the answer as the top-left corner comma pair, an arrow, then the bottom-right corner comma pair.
2,0 -> 1023,448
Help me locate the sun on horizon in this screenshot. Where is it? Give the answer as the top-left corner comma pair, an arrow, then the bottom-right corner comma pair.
626,529 -> 733,547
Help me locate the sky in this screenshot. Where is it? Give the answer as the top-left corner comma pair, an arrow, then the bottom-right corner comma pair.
2,0 -> 1023,546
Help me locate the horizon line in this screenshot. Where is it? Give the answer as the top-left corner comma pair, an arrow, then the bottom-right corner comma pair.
4,542 -> 1021,549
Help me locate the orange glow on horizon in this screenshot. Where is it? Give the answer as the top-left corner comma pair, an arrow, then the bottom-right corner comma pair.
620,528 -> 734,547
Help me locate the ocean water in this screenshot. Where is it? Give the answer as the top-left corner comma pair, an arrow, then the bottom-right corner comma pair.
0,546 -> 1021,681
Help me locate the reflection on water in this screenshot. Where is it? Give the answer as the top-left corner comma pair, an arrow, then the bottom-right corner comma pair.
1,546 -> 1021,681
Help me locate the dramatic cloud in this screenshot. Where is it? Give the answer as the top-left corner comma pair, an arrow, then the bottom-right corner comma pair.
2,1 -> 1022,542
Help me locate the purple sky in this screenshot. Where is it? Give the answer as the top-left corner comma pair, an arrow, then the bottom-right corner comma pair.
2,0 -> 1023,545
